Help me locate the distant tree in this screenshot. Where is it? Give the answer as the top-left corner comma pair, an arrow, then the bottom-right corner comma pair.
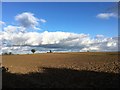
9,52 -> 12,55
4,52 -> 8,55
87,50 -> 90,52
50,50 -> 52,53
31,49 -> 36,54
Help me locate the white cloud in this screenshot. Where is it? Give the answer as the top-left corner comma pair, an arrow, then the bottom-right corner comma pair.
0,21 -> 6,25
3,25 -> 26,33
96,13 -> 117,19
0,11 -> 118,54
15,12 -> 40,30
40,19 -> 47,23
4,25 -> 18,33
1,30 -> 118,54
95,35 -> 104,38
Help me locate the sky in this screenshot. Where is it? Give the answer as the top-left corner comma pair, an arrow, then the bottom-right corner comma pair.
2,2 -> 118,37
0,2 -> 119,54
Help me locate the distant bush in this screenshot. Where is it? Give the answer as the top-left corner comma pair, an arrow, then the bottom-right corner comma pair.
3,52 -> 8,55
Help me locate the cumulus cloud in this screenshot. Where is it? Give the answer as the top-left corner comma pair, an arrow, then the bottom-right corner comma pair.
96,13 -> 117,19
4,25 -> 18,33
3,25 -> 26,33
1,30 -> 118,54
15,12 -> 40,30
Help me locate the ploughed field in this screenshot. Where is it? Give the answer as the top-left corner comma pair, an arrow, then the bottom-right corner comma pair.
2,52 -> 120,88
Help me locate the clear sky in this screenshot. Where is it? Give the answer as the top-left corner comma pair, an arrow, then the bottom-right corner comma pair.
2,2 -> 118,37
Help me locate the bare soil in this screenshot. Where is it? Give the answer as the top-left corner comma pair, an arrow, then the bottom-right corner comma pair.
2,52 -> 120,88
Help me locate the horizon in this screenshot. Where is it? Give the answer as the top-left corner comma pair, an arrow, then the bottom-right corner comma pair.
0,2 -> 119,54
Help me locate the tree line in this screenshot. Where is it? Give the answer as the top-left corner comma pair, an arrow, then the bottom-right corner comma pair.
2,49 -> 53,55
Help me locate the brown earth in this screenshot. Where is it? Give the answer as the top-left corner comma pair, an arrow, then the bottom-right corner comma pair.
2,52 -> 120,88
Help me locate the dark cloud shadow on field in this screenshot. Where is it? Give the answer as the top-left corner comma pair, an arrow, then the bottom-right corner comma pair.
2,67 -> 120,88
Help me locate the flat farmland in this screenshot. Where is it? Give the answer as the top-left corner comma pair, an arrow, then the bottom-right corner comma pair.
2,52 -> 120,88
